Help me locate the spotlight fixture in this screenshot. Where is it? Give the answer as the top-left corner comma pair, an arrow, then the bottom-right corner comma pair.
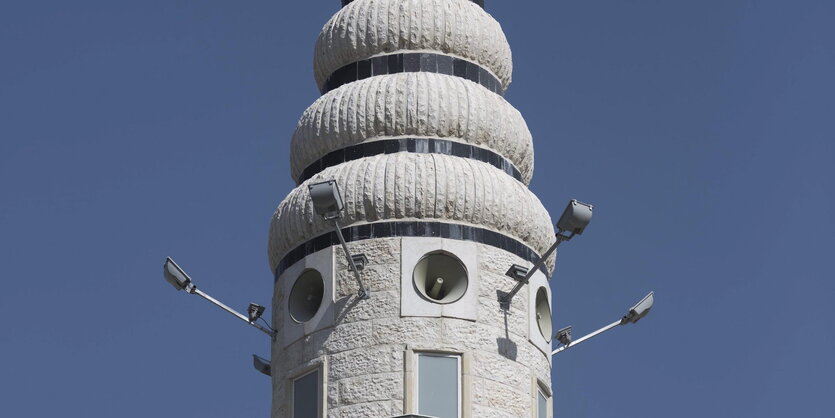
252,354 -> 272,377
247,303 -> 266,323
163,257 -> 192,291
162,257 -> 276,338
556,199 -> 593,236
552,291 -> 655,356
351,254 -> 369,271
555,326 -> 573,346
505,264 -> 529,282
622,291 -> 654,324
500,199 -> 593,308
309,180 -> 344,220
308,180 -> 370,299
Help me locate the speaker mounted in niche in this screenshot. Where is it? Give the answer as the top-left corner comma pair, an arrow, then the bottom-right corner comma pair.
289,269 -> 325,323
413,252 -> 468,305
526,268 -> 553,361
277,246 -> 336,347
400,238 -> 480,321
535,287 -> 553,342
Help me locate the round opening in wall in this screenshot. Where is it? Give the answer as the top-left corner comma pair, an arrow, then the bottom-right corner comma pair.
288,269 -> 325,323
535,287 -> 553,342
413,252 -> 468,304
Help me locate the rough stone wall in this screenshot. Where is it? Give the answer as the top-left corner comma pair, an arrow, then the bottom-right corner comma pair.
271,238 -> 551,418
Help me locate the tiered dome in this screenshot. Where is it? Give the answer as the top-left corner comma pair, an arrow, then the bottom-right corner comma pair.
269,152 -> 553,272
270,0 -> 553,275
314,0 -> 512,92
290,72 -> 534,184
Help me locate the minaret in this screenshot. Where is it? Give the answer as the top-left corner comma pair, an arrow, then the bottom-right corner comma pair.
268,1 -> 556,417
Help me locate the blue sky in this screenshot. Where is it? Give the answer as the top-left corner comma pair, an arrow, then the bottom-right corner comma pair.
1,1 -> 833,417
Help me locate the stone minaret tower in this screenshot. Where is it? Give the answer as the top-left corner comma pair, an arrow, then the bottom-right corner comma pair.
268,1 -> 556,417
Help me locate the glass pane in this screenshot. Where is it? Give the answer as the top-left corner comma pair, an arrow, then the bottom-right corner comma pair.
538,390 -> 548,418
418,354 -> 459,418
293,370 -> 319,418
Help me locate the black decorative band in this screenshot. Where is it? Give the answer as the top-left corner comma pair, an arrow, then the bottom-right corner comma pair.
321,52 -> 503,95
342,0 -> 484,9
274,221 -> 545,280
297,138 -> 522,184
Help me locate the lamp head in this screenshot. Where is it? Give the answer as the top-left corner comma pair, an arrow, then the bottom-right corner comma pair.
252,354 -> 272,377
309,180 -> 344,220
163,257 -> 192,291
247,303 -> 266,323
556,200 -> 593,235
505,264 -> 530,282
623,291 -> 654,324
555,325 -> 573,346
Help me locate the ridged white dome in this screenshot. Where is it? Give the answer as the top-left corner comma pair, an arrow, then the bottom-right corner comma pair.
314,0 -> 512,92
291,72 -> 533,184
268,153 -> 554,272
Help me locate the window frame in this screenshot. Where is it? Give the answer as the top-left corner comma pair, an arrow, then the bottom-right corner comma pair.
532,377 -> 552,418
289,361 -> 326,418
415,352 -> 463,418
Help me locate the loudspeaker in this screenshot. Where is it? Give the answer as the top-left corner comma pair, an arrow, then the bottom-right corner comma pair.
288,269 -> 325,323
535,287 -> 553,342
412,252 -> 469,304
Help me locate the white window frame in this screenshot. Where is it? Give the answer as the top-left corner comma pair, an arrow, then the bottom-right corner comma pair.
289,364 -> 325,418
532,377 -> 552,418
415,352 -> 462,418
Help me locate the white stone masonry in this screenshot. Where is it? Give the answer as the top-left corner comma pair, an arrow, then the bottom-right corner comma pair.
270,1 -> 554,417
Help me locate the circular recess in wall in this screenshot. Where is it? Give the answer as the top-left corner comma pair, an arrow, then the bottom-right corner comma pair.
535,287 -> 553,342
413,252 -> 468,304
288,269 -> 325,323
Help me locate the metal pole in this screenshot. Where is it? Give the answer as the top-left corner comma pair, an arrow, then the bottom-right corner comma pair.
502,233 -> 568,305
333,219 -> 369,299
191,287 -> 276,338
551,319 -> 622,356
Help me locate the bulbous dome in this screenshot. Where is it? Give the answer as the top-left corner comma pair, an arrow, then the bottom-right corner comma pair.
313,0 -> 512,92
291,72 -> 533,184
268,152 -> 554,273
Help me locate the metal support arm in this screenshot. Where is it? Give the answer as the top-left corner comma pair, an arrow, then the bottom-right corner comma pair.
189,286 -> 276,338
333,219 -> 369,299
501,232 -> 572,307
551,319 -> 622,356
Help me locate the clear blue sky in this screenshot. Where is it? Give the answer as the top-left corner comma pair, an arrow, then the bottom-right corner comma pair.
1,1 -> 833,417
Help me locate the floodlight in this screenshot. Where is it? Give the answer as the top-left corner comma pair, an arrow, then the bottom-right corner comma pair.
500,199 -> 594,308
247,303 -> 266,323
351,254 -> 368,271
505,264 -> 529,281
163,257 -> 192,291
622,291 -> 654,324
310,179 -> 370,299
252,354 -> 271,377
555,326 -> 573,346
309,180 -> 344,220
556,199 -> 593,235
